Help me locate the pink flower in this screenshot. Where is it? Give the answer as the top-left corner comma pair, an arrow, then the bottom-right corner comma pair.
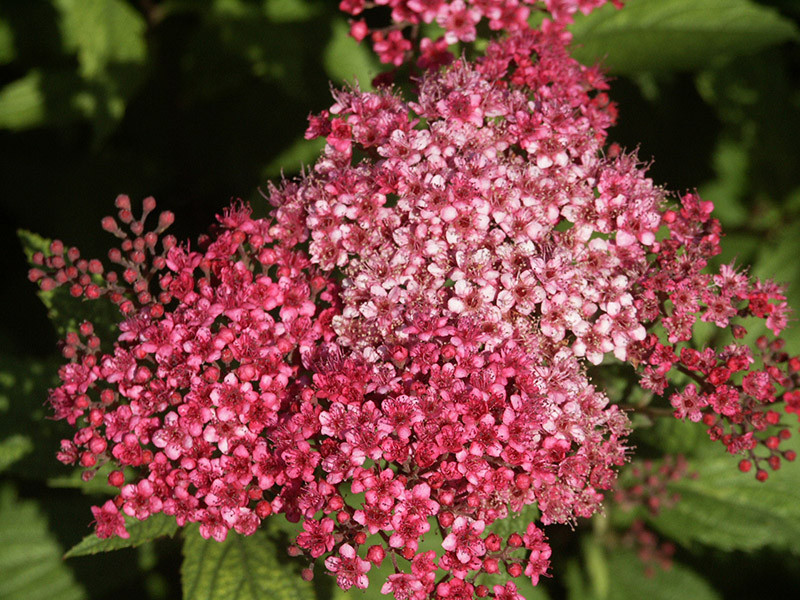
296,518 -> 335,558
92,500 -> 129,539
441,516 -> 486,563
324,544 -> 371,590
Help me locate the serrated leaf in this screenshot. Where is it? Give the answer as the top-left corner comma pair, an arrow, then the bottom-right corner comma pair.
64,513 -> 180,558
182,526 -> 315,600
0,485 -> 87,600
650,435 -> 800,553
569,0 -> 798,74
324,17 -> 381,87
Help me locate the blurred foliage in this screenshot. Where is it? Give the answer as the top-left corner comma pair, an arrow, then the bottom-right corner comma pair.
565,541 -> 720,600
2,0 -> 800,599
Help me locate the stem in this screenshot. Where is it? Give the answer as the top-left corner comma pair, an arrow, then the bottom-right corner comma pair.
618,404 -> 674,418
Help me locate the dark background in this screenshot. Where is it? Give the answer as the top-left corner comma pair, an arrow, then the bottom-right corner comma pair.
2,1 -> 800,599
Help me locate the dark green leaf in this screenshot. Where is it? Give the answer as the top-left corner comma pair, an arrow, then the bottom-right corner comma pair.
567,539 -> 719,600
0,484 -> 87,600
569,0 -> 798,74
0,17 -> 15,64
603,548 -> 719,600
18,229 -> 120,341
263,0 -> 323,23
650,435 -> 800,553
182,526 -> 315,600
52,0 -> 149,139
0,354 -> 71,481
65,513 -> 180,558
262,136 -> 325,179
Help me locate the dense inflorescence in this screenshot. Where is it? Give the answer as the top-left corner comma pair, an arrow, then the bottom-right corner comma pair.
27,2 -> 800,599
340,0 -> 623,69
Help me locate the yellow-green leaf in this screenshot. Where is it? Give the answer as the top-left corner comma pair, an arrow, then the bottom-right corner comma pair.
570,0 -> 798,74
65,513 -> 180,558
0,485 -> 86,600
182,526 -> 315,600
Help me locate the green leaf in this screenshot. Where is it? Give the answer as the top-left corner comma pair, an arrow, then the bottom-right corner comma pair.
0,485 -> 87,600
0,354 -> 72,481
486,503 -> 540,542
262,0 -> 323,23
64,513 -> 180,558
0,69 -> 86,130
603,548 -> 719,600
0,434 -> 34,472
0,17 -> 15,64
182,526 -> 315,600
650,435 -> 800,553
567,541 -> 719,600
262,135 -> 325,179
569,0 -> 799,74
324,17 -> 381,87
55,0 -> 147,80
752,222 -> 800,354
50,0 -> 148,140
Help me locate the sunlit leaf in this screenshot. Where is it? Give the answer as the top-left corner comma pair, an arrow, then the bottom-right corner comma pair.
0,485 -> 86,600
570,0 -> 798,74
182,526 -> 315,600
324,17 -> 381,87
0,434 -> 33,472
55,0 -> 147,79
0,69 -> 85,130
65,513 -> 180,558
262,0 -> 323,23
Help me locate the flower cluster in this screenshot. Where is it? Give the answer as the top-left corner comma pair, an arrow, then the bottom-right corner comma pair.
627,195 -> 799,480
28,1 -> 800,599
340,0 -> 623,68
